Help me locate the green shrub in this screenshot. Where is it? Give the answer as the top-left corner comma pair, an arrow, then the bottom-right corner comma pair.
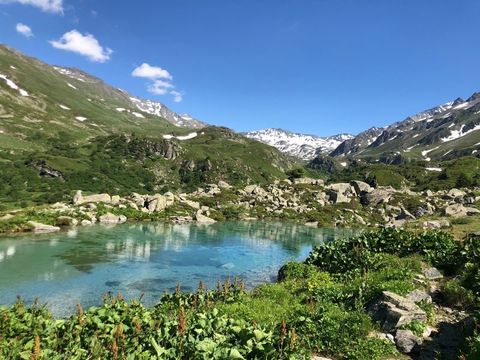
278,262 -> 320,282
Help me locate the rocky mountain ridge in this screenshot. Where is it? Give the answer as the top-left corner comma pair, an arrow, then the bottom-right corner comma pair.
244,128 -> 353,160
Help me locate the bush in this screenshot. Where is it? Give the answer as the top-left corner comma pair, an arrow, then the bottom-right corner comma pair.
306,228 -> 461,277
278,262 -> 320,282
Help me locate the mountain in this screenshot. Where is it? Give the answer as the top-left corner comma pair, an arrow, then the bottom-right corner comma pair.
244,128 -> 353,160
329,95 -> 480,163
0,44 -> 296,208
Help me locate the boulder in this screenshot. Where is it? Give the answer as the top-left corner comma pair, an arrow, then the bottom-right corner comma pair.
164,192 -> 175,206
361,187 -> 396,206
195,213 -> 216,224
422,219 -> 450,229
111,195 -> 121,205
218,180 -> 232,189
407,289 -> 432,304
56,216 -> 78,227
73,190 -> 111,205
445,204 -> 480,217
181,199 -> 200,209
369,291 -> 427,331
28,221 -> 60,233
99,213 -> 127,224
305,221 -> 318,227
244,185 -> 267,197
423,267 -> 443,280
350,180 -> 373,195
294,177 -> 324,186
446,188 -> 466,199
146,194 -> 167,212
81,219 -> 93,226
395,330 -> 422,354
0,214 -> 14,221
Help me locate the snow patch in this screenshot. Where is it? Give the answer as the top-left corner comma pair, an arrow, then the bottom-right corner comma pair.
0,74 -> 29,96
116,108 -> 126,112
132,112 -> 145,118
10,66 -> 16,70
162,132 -> 198,141
340,162 -> 347,167
441,124 -> 480,142
421,147 -> 439,157
75,116 -> 87,122
67,82 -> 77,90
58,104 -> 71,110
426,167 -> 442,172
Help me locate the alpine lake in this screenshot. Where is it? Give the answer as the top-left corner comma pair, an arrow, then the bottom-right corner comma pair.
0,221 -> 353,317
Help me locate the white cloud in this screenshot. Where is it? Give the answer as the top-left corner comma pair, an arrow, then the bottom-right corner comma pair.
16,22 -> 33,37
132,63 -> 172,80
50,30 -> 112,63
148,79 -> 174,95
132,62 -> 184,102
170,90 -> 183,103
0,0 -> 63,14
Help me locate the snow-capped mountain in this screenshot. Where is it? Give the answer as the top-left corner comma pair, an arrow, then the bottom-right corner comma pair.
50,64 -> 205,129
330,93 -> 480,162
129,97 -> 205,128
244,128 -> 353,160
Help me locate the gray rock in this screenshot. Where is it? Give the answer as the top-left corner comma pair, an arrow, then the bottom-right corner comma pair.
73,191 -> 111,205
56,216 -> 78,227
445,203 -> 480,217
99,213 -> 127,224
195,213 -> 216,224
422,219 -> 450,229
407,289 -> 432,304
81,219 -> 92,226
28,221 -> 61,233
350,180 -> 373,195
218,180 -> 232,189
369,291 -> 427,331
423,267 -> 443,280
361,187 -> 396,206
395,329 -> 422,353
304,221 -> 318,227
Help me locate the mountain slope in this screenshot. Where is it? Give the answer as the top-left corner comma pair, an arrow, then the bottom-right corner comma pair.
330,95 -> 480,162
244,128 -> 353,160
0,45 -> 297,208
0,44 -> 204,152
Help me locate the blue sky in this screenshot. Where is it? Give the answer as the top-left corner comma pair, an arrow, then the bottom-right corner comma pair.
1,0 -> 480,136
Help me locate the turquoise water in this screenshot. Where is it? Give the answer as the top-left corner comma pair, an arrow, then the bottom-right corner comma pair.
0,221 -> 351,316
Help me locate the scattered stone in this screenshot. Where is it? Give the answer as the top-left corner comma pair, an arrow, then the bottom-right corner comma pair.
56,216 -> 78,227
81,219 -> 92,226
395,329 -> 422,354
422,219 -> 450,229
294,177 -> 324,186
361,187 -> 396,206
111,195 -> 121,205
369,291 -> 427,331
28,221 -> 61,233
304,221 -> 318,227
0,214 -> 14,221
73,190 -> 111,205
99,213 -> 127,224
218,180 -> 232,189
407,289 -> 432,304
444,203 -> 480,217
396,208 -> 416,221
350,180 -> 373,195
195,213 -> 216,224
423,267 -> 443,280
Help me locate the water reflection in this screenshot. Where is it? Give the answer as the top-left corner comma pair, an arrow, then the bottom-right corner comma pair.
0,222 -> 353,316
